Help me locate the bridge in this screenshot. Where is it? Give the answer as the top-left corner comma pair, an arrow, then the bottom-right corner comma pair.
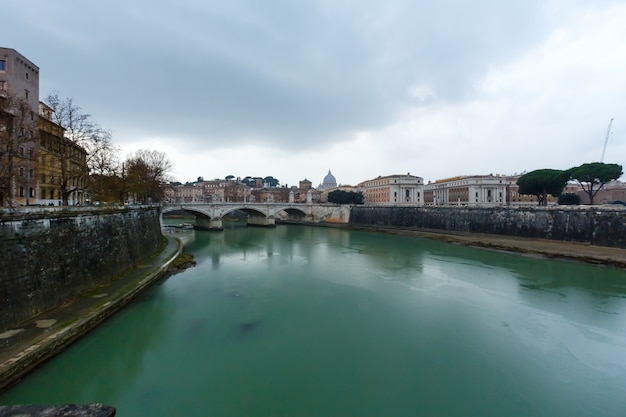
161,202 -> 350,230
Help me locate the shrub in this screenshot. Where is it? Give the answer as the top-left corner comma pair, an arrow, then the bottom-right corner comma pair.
558,193 -> 581,205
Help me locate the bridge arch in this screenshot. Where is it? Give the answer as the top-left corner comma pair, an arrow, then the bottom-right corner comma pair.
161,203 -> 348,230
161,206 -> 218,229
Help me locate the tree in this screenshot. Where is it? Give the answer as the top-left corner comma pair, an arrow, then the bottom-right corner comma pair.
123,149 -> 172,204
263,176 -> 279,187
568,162 -> 623,205
517,169 -> 569,206
0,93 -> 38,207
328,190 -> 364,204
44,92 -> 119,204
558,193 -> 581,205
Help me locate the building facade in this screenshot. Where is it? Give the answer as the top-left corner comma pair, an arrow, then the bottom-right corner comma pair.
0,48 -> 40,206
38,102 -> 88,205
358,173 -> 424,205
424,175 -> 508,206
0,47 -> 39,111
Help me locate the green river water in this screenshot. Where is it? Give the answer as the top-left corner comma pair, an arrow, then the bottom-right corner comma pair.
1,224 -> 626,416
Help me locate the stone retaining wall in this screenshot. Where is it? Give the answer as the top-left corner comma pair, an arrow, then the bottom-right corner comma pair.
349,206 -> 626,248
0,207 -> 162,331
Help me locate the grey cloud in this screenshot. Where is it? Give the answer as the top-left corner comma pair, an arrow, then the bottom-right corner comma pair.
7,0 -> 550,149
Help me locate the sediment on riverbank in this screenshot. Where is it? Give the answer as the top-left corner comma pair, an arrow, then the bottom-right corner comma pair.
341,223 -> 626,269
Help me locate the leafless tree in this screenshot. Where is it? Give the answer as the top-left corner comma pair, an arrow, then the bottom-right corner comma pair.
124,149 -> 173,204
44,91 -> 119,204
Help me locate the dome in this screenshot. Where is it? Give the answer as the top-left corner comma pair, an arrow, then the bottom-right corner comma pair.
323,170 -> 337,185
318,170 -> 338,191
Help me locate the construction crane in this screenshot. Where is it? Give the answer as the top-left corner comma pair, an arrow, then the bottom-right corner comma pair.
600,118 -> 614,162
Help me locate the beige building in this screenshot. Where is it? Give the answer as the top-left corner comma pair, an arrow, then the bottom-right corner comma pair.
0,47 -> 39,111
172,184 -> 203,203
0,47 -> 40,206
292,179 -> 321,203
505,175 -> 582,206
424,175 -> 508,206
358,173 -> 424,205
578,180 -> 626,205
38,102 -> 88,205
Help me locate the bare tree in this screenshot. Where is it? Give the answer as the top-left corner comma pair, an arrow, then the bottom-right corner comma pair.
124,149 -> 173,204
44,92 -> 119,204
0,93 -> 38,207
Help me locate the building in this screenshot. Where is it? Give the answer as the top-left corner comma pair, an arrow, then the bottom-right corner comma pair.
318,170 -> 338,191
0,47 -> 40,206
172,183 -> 203,203
38,102 -> 88,205
424,174 -> 508,206
358,173 -> 424,205
577,180 -> 626,205
0,47 -> 39,111
505,175 -> 582,206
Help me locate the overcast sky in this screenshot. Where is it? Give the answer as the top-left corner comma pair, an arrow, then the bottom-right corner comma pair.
4,0 -> 626,186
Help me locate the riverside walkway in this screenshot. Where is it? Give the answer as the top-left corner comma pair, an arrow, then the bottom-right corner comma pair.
0,235 -> 182,394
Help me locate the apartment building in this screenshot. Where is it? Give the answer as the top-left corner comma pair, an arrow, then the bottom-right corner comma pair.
38,102 -> 88,205
0,47 -> 40,206
358,173 -> 424,205
0,47 -> 39,110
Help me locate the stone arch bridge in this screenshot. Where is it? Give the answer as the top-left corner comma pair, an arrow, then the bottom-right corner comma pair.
161,202 -> 350,230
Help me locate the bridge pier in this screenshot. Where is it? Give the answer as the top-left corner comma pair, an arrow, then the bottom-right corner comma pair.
247,215 -> 276,227
196,216 -> 224,231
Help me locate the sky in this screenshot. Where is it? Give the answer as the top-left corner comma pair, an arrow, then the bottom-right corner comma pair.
3,0 -> 626,187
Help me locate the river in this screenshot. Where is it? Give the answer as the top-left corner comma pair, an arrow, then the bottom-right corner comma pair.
2,224 -> 626,416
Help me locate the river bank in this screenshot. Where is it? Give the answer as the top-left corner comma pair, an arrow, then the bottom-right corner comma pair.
0,235 -> 183,395
345,224 -> 626,269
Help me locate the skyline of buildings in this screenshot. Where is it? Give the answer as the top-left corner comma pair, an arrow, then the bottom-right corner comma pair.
167,169 -> 626,207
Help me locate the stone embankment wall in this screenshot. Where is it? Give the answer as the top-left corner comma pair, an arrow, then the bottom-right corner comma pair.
0,207 -> 162,331
350,206 -> 626,248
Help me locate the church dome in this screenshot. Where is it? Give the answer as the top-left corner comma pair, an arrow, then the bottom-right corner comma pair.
319,170 -> 338,191
323,170 -> 337,185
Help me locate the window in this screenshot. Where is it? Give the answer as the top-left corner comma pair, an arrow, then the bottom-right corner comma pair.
29,187 -> 34,197
19,146 -> 24,156
19,167 -> 24,177
25,90 -> 29,100
41,174 -> 46,183
0,60 -> 6,70
25,72 -> 29,80
19,187 -> 24,197
0,80 -> 6,90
